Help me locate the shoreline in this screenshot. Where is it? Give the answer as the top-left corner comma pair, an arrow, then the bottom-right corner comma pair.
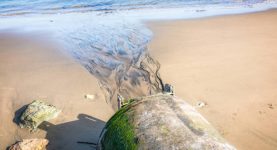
1,5 -> 277,112
143,8 -> 277,24
147,9 -> 277,150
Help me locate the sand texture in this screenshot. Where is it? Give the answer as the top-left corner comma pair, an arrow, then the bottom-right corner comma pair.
148,10 -> 277,150
0,33 -> 114,150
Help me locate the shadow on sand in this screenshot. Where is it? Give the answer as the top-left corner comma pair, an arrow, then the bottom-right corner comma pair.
39,114 -> 105,150
13,104 -> 28,125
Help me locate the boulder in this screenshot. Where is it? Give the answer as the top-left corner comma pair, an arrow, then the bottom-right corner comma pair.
9,139 -> 48,150
19,100 -> 61,130
98,94 -> 236,150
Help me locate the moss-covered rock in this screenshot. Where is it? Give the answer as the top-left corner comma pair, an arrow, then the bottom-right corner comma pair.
98,94 -> 236,150
19,100 -> 61,130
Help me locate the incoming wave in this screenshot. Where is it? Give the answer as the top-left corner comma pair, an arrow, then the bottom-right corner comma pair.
0,0 -> 275,16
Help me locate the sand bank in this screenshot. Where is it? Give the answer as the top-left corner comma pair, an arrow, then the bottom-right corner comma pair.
148,10 -> 277,150
0,33 -> 114,149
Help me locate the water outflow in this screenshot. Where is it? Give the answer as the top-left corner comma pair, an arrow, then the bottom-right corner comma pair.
56,15 -> 164,108
0,12 -> 165,109
0,0 -> 277,109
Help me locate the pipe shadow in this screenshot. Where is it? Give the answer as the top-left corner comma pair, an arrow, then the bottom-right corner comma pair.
39,114 -> 105,150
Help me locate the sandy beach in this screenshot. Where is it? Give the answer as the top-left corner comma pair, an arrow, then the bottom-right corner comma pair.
0,33 -> 114,149
148,10 -> 277,150
1,3 -> 277,149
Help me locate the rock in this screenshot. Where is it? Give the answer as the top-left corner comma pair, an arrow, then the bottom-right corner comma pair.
163,83 -> 174,95
98,94 -> 236,150
84,94 -> 95,100
9,139 -> 48,150
196,101 -> 207,108
19,100 -> 61,130
268,103 -> 274,109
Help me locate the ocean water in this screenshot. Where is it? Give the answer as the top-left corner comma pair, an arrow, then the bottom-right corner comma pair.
0,0 -> 276,17
0,0 -> 269,15
1,0 -> 277,103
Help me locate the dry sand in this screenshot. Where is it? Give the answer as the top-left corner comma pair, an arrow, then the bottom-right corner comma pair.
148,10 -> 277,150
0,33 -> 114,150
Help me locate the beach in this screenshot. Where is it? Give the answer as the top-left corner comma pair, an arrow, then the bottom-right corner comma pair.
0,33 -> 114,150
1,0 -> 277,149
148,10 -> 277,150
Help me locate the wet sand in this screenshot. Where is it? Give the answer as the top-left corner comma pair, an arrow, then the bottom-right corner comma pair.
0,33 -> 114,149
148,10 -> 277,150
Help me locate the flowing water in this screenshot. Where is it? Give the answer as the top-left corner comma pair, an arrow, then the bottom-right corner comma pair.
0,0 -> 277,108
